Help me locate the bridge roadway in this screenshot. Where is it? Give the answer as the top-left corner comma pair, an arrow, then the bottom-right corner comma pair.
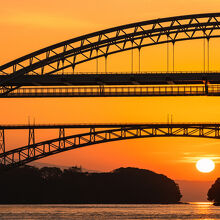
1,122 -> 220,130
1,72 -> 220,86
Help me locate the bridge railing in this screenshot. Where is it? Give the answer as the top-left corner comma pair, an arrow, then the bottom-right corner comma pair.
0,85 -> 216,97
1,122 -> 220,130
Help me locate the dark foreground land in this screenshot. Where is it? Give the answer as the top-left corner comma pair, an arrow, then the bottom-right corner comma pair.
0,166 -> 182,204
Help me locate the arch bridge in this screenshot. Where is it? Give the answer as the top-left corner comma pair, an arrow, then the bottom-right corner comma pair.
1,13 -> 220,97
1,123 -> 220,169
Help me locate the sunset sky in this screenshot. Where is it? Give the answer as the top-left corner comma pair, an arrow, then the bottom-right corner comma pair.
1,0 -> 220,183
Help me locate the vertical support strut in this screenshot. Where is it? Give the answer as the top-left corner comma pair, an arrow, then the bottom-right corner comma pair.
62,59 -> 64,74
90,128 -> 95,142
138,48 -> 141,73
0,129 -> 5,154
96,49 -> 99,73
172,42 -> 175,73
167,36 -> 169,72
205,81 -> 209,95
105,55 -> 108,73
28,128 -> 35,146
207,38 -> 210,72
59,128 -> 65,149
204,37 -> 206,72
131,41 -> 134,73
28,128 -> 35,158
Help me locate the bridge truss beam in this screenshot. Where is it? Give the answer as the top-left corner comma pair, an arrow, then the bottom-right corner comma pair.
0,123 -> 220,169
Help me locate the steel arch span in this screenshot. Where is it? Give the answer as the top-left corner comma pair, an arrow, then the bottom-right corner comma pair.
1,123 -> 220,169
1,13 -> 220,94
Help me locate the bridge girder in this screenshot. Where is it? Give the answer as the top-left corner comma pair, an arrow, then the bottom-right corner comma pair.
0,123 -> 220,169
1,72 -> 220,87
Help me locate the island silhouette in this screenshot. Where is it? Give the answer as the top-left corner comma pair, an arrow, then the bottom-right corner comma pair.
0,166 -> 182,204
208,178 -> 220,205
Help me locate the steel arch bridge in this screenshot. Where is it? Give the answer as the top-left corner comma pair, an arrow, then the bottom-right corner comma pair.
1,13 -> 220,97
1,123 -> 220,169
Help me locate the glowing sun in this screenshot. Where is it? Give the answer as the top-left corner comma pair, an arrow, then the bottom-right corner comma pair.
196,159 -> 215,173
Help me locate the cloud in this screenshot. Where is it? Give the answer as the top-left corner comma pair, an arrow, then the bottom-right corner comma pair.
179,155 -> 220,163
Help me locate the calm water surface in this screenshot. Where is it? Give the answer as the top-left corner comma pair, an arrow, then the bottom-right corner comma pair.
0,203 -> 219,219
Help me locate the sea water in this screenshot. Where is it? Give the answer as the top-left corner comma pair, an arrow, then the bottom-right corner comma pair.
0,203 -> 219,219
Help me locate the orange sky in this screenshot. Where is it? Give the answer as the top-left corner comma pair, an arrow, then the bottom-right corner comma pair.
1,0 -> 220,182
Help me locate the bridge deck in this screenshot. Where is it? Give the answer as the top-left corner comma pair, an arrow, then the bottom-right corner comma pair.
1,123 -> 220,130
1,72 -> 220,86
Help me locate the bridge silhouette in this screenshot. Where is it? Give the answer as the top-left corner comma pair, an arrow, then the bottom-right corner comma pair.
1,13 -> 220,169
1,123 -> 220,169
1,13 -> 220,97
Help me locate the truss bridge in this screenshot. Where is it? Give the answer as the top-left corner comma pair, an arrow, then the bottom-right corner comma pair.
1,123 -> 220,169
1,13 -> 220,97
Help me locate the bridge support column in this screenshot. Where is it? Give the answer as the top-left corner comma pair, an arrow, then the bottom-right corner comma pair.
28,128 -> 35,157
131,41 -> 134,73
203,36 -> 206,72
96,49 -> 99,73
199,128 -> 204,136
105,55 -> 108,73
138,48 -> 141,73
207,38 -> 210,72
28,129 -> 35,145
167,37 -> 169,72
90,128 -> 95,142
215,127 -> 220,137
59,128 -> 65,149
204,37 -> 210,72
168,127 -> 172,135
172,42 -> 175,72
99,85 -> 104,95
205,81 -> 209,94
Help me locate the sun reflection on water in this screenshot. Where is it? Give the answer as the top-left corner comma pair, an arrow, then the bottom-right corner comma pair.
190,202 -> 214,218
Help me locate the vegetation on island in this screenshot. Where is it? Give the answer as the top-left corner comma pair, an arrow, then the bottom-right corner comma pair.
208,178 -> 220,205
0,166 -> 182,204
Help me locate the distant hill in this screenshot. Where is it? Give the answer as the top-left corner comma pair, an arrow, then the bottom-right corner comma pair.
29,161 -> 100,173
0,166 -> 182,204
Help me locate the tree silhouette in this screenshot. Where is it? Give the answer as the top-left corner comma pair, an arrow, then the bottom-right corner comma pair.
0,166 -> 182,204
